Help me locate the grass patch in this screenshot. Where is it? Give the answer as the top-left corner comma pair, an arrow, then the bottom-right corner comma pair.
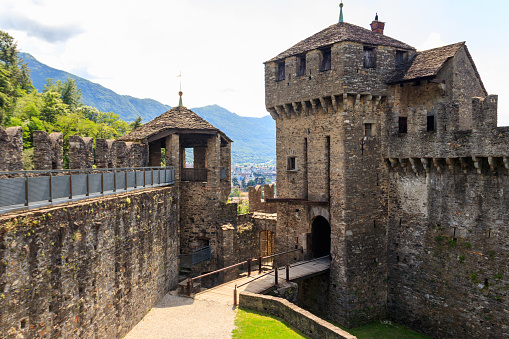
342,321 -> 431,339
232,308 -> 309,339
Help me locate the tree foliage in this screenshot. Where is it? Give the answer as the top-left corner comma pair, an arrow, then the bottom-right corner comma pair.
0,30 -> 135,168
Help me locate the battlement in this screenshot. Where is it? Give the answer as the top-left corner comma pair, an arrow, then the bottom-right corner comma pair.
0,126 -> 23,171
248,184 -> 276,213
384,95 -> 509,159
0,129 -> 149,171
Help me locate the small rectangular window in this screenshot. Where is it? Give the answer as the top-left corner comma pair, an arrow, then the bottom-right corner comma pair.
287,157 -> 296,171
427,115 -> 436,132
364,123 -> 373,137
363,47 -> 376,68
398,117 -> 408,133
396,51 -> 407,67
298,56 -> 306,76
321,48 -> 331,71
276,61 -> 285,81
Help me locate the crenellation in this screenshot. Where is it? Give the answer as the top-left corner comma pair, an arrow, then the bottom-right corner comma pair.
68,135 -> 94,169
33,131 -> 64,170
0,126 -> 23,171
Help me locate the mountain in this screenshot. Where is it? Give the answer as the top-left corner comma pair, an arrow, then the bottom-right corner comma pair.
193,105 -> 275,164
20,52 -> 171,122
20,52 -> 275,163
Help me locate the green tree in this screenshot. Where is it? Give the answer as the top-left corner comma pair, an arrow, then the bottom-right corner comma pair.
247,180 -> 256,187
232,177 -> 239,187
44,78 -> 82,111
129,116 -> 143,130
0,30 -> 32,125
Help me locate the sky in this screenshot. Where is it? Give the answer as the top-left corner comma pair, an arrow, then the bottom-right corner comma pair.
1,0 -> 509,124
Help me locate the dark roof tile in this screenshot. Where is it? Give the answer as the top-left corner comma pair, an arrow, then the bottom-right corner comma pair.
388,42 -> 465,83
118,106 -> 230,142
266,22 -> 414,63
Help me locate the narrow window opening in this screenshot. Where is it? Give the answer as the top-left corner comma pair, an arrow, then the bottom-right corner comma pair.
363,47 -> 376,68
287,157 -> 296,171
376,173 -> 379,186
396,255 -> 400,263
20,319 -> 26,329
298,56 -> 306,76
399,218 -> 402,226
486,229 -> 491,239
398,117 -> 408,134
396,51 -> 407,67
276,61 -> 285,81
373,220 -> 376,228
427,115 -> 436,132
321,48 -> 331,71
364,123 -> 373,137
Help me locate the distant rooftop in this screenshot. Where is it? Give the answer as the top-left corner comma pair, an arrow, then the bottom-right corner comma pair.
266,22 -> 414,63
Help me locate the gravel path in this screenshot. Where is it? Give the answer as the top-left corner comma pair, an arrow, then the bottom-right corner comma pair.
125,293 -> 237,339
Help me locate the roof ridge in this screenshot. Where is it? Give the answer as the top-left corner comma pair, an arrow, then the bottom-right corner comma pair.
266,21 -> 414,63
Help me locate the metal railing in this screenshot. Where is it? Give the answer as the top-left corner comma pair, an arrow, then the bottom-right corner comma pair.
181,168 -> 207,182
233,255 -> 330,305
180,246 -> 212,268
0,166 -> 175,215
186,247 -> 303,296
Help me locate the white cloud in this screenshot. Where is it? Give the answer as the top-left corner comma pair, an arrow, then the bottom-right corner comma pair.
417,33 -> 448,51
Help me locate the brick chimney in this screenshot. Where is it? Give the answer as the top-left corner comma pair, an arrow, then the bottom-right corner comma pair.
370,13 -> 385,35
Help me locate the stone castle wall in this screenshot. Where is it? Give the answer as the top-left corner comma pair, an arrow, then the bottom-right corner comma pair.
248,184 -> 276,213
387,164 -> 509,338
0,186 -> 179,338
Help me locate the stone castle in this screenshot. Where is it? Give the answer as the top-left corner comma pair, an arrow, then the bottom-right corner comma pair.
0,10 -> 507,339
262,13 -> 508,339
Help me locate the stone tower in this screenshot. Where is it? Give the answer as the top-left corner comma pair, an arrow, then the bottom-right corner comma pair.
265,19 -> 415,326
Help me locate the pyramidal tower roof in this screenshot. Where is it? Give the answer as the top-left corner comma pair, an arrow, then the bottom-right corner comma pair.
118,106 -> 231,142
266,21 -> 415,63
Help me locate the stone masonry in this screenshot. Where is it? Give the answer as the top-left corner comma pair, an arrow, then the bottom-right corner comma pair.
0,126 -> 23,172
33,131 -> 63,170
0,186 -> 179,338
265,15 -> 509,338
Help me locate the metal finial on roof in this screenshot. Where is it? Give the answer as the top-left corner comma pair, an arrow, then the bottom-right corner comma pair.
177,71 -> 183,107
339,1 -> 344,23
375,13 -> 379,21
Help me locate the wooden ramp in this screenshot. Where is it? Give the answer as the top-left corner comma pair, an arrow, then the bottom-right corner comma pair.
193,257 -> 330,305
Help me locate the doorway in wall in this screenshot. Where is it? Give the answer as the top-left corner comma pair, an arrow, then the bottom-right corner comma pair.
311,216 -> 331,258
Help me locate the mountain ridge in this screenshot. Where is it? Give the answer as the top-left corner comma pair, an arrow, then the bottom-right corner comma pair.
20,52 -> 275,163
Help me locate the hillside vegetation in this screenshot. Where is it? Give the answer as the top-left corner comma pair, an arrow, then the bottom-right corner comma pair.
20,52 -> 275,163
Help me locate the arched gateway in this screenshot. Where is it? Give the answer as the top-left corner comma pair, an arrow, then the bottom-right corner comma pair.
311,216 -> 331,258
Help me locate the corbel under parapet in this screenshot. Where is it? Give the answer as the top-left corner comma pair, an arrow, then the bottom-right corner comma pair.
311,99 -> 319,115
408,158 -> 419,176
445,158 -> 455,172
472,156 -> 482,174
319,97 -> 328,114
301,101 -> 309,116
268,108 -> 279,120
433,158 -> 442,174
343,93 -> 348,112
420,158 -> 430,173
488,157 -> 496,173
459,157 -> 469,174
292,102 -> 300,116
331,95 -> 339,112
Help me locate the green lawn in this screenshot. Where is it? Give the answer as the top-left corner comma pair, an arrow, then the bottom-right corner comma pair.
232,308 -> 309,339
232,308 -> 430,339
345,321 -> 431,339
